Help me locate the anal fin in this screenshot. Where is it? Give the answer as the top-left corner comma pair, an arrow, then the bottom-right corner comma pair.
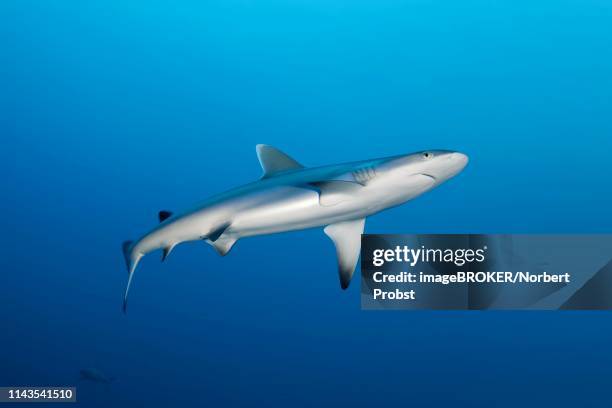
161,243 -> 177,262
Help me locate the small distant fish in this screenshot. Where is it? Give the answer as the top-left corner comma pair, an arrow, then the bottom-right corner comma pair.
79,368 -> 115,384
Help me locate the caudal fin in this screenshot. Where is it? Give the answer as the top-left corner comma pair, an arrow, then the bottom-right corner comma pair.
122,241 -> 133,270
122,241 -> 141,314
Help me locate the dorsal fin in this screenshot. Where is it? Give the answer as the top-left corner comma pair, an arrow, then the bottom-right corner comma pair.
158,211 -> 173,223
256,144 -> 303,178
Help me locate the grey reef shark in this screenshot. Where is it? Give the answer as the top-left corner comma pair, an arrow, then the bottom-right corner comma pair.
122,145 -> 468,312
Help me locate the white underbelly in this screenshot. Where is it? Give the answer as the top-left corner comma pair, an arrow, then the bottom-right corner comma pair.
228,186 -> 370,237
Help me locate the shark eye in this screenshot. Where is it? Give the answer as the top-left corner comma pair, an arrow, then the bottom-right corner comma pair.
422,152 -> 433,159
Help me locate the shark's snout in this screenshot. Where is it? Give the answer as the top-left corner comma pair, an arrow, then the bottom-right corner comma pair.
422,151 -> 469,182
451,152 -> 469,172
441,151 -> 468,180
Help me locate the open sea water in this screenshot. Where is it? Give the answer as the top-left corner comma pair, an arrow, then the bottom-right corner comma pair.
3,1 -> 612,406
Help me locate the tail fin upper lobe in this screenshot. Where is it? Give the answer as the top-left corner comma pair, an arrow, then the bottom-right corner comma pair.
122,240 -> 140,313
122,241 -> 133,270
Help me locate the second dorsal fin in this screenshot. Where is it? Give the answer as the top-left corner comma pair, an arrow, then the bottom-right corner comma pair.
158,211 -> 173,223
256,144 -> 303,178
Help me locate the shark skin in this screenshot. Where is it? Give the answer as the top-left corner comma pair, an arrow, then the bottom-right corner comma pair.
122,145 -> 469,312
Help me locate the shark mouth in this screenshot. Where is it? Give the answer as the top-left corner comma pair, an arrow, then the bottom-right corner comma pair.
420,173 -> 437,181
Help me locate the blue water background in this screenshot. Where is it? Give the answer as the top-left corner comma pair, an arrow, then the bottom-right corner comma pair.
2,0 -> 612,406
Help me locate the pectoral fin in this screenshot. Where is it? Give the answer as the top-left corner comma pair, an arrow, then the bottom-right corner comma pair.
324,218 -> 366,289
307,180 -> 363,206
